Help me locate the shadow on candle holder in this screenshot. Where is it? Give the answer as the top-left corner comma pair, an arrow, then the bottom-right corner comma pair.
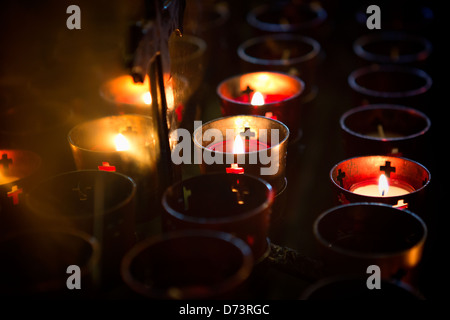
0,149 -> 42,232
121,230 -> 254,300
313,203 -> 427,287
0,227 -> 100,298
25,170 -> 137,290
162,173 -> 273,262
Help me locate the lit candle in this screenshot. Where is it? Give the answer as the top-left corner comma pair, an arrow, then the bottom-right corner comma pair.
218,71 -> 304,141
68,115 -> 159,222
226,134 -> 245,174
350,174 -> 414,197
114,133 -> 131,152
99,74 -> 178,116
193,115 -> 289,196
251,91 -> 265,106
330,155 -> 430,216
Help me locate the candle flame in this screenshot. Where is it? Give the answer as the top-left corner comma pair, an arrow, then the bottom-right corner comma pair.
251,91 -> 265,106
378,174 -> 389,196
233,134 -> 245,154
114,133 -> 131,151
142,92 -> 152,105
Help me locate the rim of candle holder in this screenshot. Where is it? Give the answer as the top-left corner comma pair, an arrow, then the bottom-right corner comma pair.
0,227 -> 100,294
300,274 -> 426,300
237,33 -> 321,66
340,104 -> 431,142
348,64 -> 432,99
25,169 -> 137,220
353,31 -> 432,64
313,202 -> 428,260
67,114 -> 154,153
217,71 -> 304,108
162,172 -> 274,225
330,155 -> 431,200
247,2 -> 327,33
120,229 -> 254,300
193,114 -> 290,155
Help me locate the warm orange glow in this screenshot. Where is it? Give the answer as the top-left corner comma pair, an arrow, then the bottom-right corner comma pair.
251,91 -> 265,106
378,174 -> 389,196
114,133 -> 131,151
103,75 -> 151,106
233,134 -> 245,154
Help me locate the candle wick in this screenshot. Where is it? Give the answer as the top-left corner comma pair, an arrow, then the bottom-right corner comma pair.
281,49 -> 291,61
381,190 -> 385,196
377,124 -> 385,139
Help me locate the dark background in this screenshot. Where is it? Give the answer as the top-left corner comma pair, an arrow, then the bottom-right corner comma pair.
0,0 -> 445,300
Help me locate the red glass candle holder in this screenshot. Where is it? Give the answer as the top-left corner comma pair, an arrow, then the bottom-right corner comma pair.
217,72 -> 302,142
121,230 -> 254,299
25,170 -> 137,288
0,149 -> 41,231
339,104 -> 431,165
193,115 -> 289,197
162,173 -> 274,262
330,155 -> 430,218
348,64 -> 432,109
67,114 -> 159,222
0,228 -> 100,298
237,34 -> 321,105
353,31 -> 432,66
313,203 -> 427,285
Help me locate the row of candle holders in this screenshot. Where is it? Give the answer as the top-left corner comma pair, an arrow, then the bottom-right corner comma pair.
0,1 -> 437,299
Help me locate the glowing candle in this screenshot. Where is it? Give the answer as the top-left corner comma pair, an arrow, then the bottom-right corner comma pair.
251,91 -> 265,106
114,133 -> 131,151
226,135 -> 245,174
351,174 -> 413,197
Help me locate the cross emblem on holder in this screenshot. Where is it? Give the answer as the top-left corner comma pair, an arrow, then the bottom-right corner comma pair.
231,179 -> 250,205
226,163 -> 244,174
241,85 -> 254,101
98,162 -> 116,172
337,169 -> 346,187
0,154 -> 13,171
7,185 -> 23,205
72,182 -> 92,201
264,112 -> 278,120
380,161 -> 396,178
